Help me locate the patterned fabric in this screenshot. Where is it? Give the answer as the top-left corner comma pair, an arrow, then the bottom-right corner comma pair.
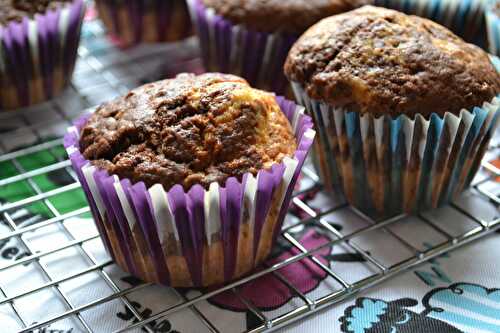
0,7 -> 499,333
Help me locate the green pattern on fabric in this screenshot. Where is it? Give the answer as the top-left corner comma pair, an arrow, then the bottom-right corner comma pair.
0,145 -> 91,220
0,159 -> 50,218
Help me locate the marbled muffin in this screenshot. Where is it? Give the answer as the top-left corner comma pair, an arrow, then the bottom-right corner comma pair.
285,6 -> 500,217
203,0 -> 371,34
285,5 -> 500,118
95,0 -> 192,47
80,73 -> 296,191
0,0 -> 85,109
188,0 -> 371,95
66,73 -> 315,287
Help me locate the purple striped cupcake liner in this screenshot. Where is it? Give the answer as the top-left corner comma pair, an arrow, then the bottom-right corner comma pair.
186,0 -> 298,96
64,96 -> 315,287
292,79 -> 500,219
95,0 -> 193,47
0,0 -> 85,110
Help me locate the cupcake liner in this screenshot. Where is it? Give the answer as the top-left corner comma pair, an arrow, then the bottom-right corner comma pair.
486,3 -> 500,56
374,0 -> 487,45
0,0 -> 85,110
95,0 -> 192,47
292,75 -> 500,218
64,96 -> 315,287
186,0 -> 297,95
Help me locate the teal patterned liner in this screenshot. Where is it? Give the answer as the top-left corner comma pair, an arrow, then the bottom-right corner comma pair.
291,58 -> 500,218
374,0 -> 487,44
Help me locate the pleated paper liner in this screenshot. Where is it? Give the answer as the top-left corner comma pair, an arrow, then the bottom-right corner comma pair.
292,81 -> 500,219
64,96 -> 315,287
374,0 -> 488,46
0,0 -> 85,110
186,0 -> 297,96
95,0 -> 192,48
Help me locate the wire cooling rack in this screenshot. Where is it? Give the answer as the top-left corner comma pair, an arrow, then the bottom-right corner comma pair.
0,8 -> 499,333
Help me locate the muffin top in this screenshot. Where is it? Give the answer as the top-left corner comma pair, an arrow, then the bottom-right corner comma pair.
0,0 -> 72,25
285,6 -> 500,118
202,0 -> 371,34
79,73 -> 297,191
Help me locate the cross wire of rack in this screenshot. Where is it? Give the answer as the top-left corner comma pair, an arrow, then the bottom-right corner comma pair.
0,12 -> 499,333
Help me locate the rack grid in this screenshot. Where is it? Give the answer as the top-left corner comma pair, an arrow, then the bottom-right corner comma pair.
0,8 -> 499,333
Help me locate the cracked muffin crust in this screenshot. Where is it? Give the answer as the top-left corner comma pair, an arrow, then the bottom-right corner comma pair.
202,0 -> 371,34
285,6 -> 500,118
0,0 -> 71,25
79,73 -> 297,191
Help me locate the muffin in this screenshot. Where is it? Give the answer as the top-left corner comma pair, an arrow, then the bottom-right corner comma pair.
0,0 -> 85,110
285,6 -> 500,218
187,0 -> 371,95
64,73 -> 315,287
374,0 -> 488,45
95,0 -> 192,47
486,1 -> 500,56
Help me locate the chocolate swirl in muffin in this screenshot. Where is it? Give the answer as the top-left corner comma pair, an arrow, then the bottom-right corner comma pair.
80,73 -> 297,191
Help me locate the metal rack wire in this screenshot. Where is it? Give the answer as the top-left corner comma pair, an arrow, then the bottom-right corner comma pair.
0,11 -> 498,333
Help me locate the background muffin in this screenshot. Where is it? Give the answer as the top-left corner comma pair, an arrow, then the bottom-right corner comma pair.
187,0 -> 371,95
285,6 -> 500,218
0,0 -> 85,110
65,73 -> 315,287
374,0 -> 488,46
95,0 -> 192,47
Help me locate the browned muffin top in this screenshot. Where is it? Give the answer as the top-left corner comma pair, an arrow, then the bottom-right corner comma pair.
202,0 -> 371,34
79,73 -> 297,191
285,6 -> 500,118
0,0 -> 72,25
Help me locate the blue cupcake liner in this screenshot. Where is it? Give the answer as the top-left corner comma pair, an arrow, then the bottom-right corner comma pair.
291,57 -> 500,217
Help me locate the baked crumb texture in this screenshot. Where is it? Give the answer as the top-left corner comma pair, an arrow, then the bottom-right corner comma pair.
80,73 -> 297,191
0,0 -> 71,25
